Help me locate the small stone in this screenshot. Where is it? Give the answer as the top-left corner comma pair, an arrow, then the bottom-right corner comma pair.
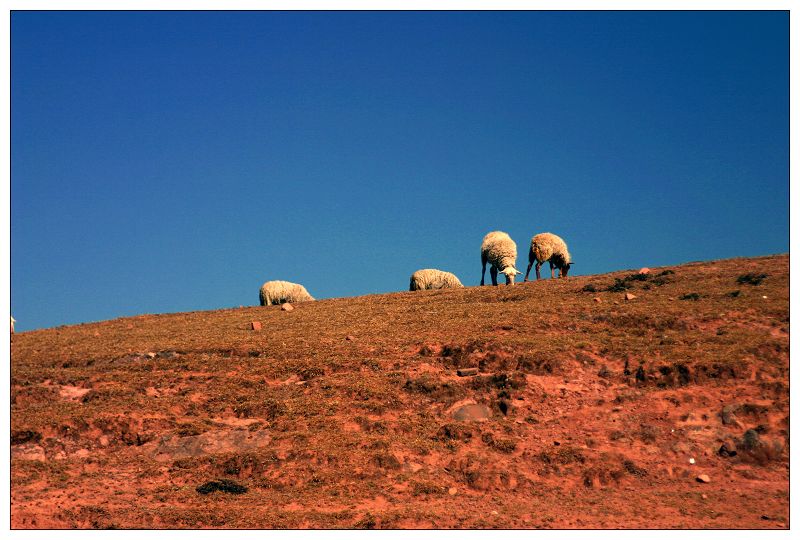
553,441 -> 561,446
689,458 -> 695,464
403,461 -> 423,473
720,404 -> 740,426
448,487 -> 458,495
762,295 -> 768,299
281,303 -> 294,312
345,335 -> 355,341
452,403 -> 492,422
145,352 -> 157,359
491,510 -> 499,515
251,321 -> 262,331
613,301 -> 620,305
11,444 -> 46,462
718,442 -> 738,457
593,297 -> 602,303
701,494 -> 707,500
625,292 -> 637,301
457,368 -> 479,377
638,268 -> 651,275
696,474 -> 711,483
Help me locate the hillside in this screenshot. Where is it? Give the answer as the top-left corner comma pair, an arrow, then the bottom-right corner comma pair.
11,254 -> 789,529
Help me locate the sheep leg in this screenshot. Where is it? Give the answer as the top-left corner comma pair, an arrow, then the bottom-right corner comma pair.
550,262 -> 556,279
535,261 -> 542,280
490,266 -> 498,286
481,256 -> 487,286
524,261 -> 534,282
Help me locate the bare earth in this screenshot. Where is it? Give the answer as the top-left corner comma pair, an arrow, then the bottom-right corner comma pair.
11,254 -> 789,529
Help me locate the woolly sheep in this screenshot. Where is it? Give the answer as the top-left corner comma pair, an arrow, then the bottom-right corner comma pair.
524,232 -> 573,281
480,231 -> 522,286
409,269 -> 464,291
258,280 -> 315,306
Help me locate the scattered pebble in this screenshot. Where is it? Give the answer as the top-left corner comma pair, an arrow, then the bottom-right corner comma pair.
345,335 -> 355,341
625,292 -> 637,301
689,458 -> 695,464
448,487 -> 458,495
762,295 -> 768,299
593,297 -> 602,303
638,268 -> 651,275
457,367 -> 479,377
696,474 -> 711,483
701,494 -> 708,500
251,321 -> 262,331
281,303 -> 294,312
491,511 -> 499,515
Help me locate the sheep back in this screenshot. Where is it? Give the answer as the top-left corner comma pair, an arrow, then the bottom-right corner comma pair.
530,232 -> 571,266
259,280 -> 315,306
409,269 -> 464,291
481,231 -> 518,271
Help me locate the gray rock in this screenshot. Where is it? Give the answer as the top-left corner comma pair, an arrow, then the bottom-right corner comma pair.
452,404 -> 492,422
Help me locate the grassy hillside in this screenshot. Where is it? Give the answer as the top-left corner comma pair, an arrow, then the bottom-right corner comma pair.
11,254 -> 789,529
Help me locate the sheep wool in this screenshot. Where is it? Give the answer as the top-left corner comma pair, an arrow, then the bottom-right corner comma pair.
409,269 -> 464,291
526,232 -> 572,280
259,280 -> 315,306
480,231 -> 522,285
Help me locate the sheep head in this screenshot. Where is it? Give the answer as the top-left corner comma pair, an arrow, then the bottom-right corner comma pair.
501,267 -> 523,285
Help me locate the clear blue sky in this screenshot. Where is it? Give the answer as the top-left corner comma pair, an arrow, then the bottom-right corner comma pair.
11,11 -> 789,331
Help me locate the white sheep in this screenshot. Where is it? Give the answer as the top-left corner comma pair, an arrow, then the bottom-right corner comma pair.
258,280 -> 315,306
480,231 -> 522,286
409,269 -> 464,291
524,232 -> 573,280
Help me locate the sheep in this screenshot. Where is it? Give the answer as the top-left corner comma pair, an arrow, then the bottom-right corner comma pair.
409,269 -> 464,291
524,232 -> 573,280
258,280 -> 315,306
480,231 -> 522,286
10,316 -> 15,334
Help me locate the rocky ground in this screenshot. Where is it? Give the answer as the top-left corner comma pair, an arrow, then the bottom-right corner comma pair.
10,254 -> 789,529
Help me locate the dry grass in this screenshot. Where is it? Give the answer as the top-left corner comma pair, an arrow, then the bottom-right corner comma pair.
11,254 -> 789,529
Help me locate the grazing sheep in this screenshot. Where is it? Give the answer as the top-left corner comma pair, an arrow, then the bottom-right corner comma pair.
480,231 -> 522,286
258,280 -> 315,306
525,232 -> 573,280
409,269 -> 464,291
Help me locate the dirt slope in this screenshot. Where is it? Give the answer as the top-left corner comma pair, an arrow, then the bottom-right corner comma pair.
11,255 -> 789,529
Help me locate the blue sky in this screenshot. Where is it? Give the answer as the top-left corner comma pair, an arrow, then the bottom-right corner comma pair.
11,11 -> 789,331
